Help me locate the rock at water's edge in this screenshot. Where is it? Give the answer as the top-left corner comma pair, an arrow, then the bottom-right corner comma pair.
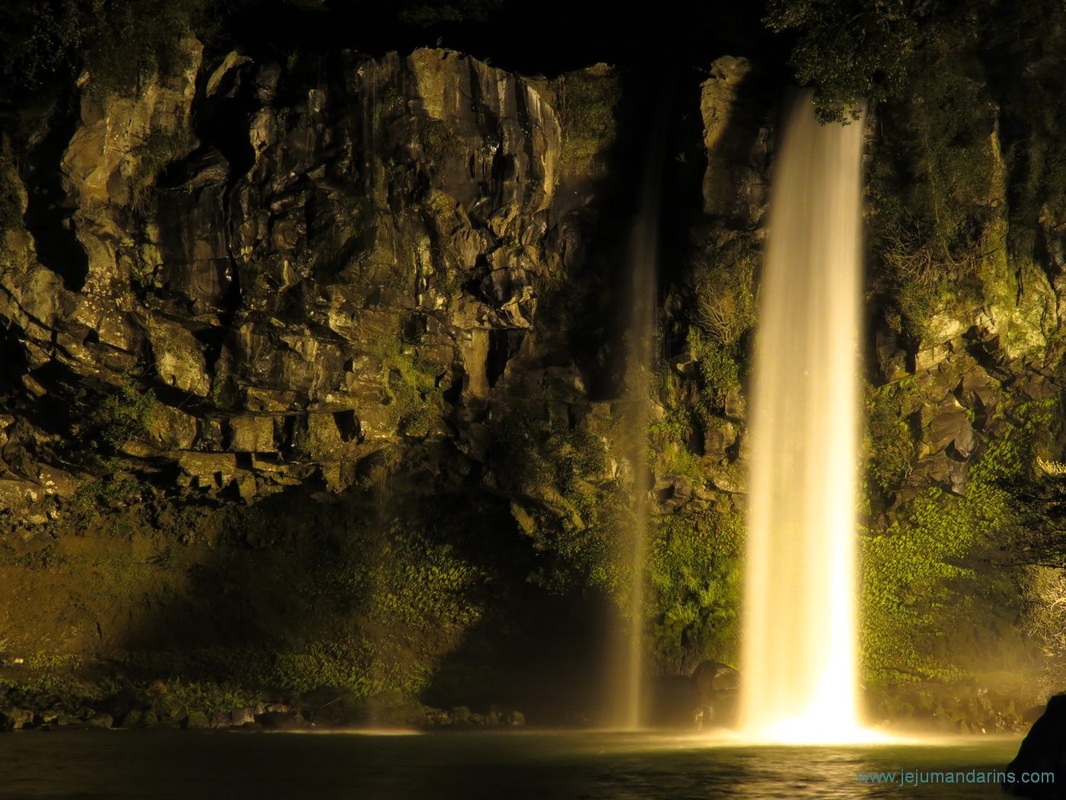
1003,693 -> 1066,798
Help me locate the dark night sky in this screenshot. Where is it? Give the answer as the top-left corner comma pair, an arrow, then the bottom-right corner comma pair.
222,0 -> 779,75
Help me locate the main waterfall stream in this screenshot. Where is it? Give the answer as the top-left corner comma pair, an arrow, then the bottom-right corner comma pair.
740,93 -> 867,742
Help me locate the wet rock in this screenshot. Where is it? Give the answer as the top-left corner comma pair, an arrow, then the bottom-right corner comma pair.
256,710 -> 307,730
700,57 -> 770,226
690,660 -> 739,728
650,675 -> 701,728
229,707 -> 257,727
85,711 -> 114,729
185,711 -> 211,729
1003,693 -> 1066,797
0,707 -> 35,731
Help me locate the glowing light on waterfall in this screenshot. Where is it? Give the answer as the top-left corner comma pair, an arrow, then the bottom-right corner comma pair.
607,122 -> 662,731
740,93 -> 871,745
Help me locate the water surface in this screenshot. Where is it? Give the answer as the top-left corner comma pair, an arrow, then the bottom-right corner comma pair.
0,730 -> 1022,799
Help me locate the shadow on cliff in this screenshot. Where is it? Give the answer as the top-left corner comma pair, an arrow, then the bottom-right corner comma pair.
93,473 -> 610,724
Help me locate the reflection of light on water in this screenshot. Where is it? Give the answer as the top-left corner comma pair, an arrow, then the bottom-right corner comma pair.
738,715 -> 887,746
281,727 -> 422,736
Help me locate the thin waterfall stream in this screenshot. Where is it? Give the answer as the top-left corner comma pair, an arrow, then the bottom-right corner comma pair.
608,118 -> 665,731
740,93 -> 869,743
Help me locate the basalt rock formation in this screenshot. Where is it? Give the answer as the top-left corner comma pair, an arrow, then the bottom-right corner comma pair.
0,33 -> 1065,728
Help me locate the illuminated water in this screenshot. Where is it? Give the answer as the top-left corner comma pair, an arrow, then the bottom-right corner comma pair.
608,126 -> 662,731
0,730 -> 1021,799
741,94 -> 866,741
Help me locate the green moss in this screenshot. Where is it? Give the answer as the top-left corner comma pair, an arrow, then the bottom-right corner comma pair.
416,118 -> 462,172
365,326 -> 445,438
649,372 -> 705,483
687,331 -> 741,410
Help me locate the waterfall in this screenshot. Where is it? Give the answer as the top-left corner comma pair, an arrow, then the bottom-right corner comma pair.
608,123 -> 663,731
739,93 -> 867,743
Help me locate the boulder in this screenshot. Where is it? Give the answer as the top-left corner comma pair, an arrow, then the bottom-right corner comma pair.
691,660 -> 740,728
0,707 -> 35,731
1003,693 -> 1066,798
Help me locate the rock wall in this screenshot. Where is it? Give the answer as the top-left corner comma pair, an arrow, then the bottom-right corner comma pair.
0,44 -> 633,701
1,38 -> 1065,723
1,45 -> 621,512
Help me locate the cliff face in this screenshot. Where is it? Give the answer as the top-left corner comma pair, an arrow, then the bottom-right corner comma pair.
0,35 -> 1065,727
0,44 -> 639,709
3,44 -> 617,502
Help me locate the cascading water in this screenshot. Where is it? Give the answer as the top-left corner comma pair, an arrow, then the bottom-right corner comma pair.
607,125 -> 663,731
739,92 -> 867,743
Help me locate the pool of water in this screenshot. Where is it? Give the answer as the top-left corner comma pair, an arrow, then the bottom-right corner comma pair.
0,729 -> 1024,799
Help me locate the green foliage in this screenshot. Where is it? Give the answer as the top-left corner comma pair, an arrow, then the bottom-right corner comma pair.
97,380 -> 157,450
372,86 -> 404,138
0,148 -> 23,236
0,0 -> 209,97
865,381 -> 916,493
555,68 -> 620,173
159,680 -> 261,715
73,475 -> 147,510
763,0 -> 925,122
397,0 -> 502,26
0,656 -> 91,705
650,371 -> 705,482
415,118 -> 463,177
64,379 -> 158,471
369,522 -> 486,632
978,0 -> 1066,263
132,129 -> 195,204
862,398 -> 1052,683
1022,565 -> 1066,694
648,508 -> 742,673
866,25 -> 1001,335
84,0 -> 207,92
267,640 -> 375,695
367,328 -> 445,438
488,405 -> 626,596
687,330 -> 740,410
691,231 -> 758,348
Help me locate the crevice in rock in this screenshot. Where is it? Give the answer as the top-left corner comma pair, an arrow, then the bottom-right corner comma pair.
486,329 -> 520,389
333,410 -> 361,443
193,57 -> 258,181
0,327 -> 29,406
19,91 -> 89,292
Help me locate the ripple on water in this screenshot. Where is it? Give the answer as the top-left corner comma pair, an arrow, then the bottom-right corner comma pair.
0,730 -> 1022,800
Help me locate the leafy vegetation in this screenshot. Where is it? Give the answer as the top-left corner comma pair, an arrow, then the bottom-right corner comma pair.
861,398 -> 1055,683
0,148 -> 23,237
0,0 -> 210,98
131,128 -> 196,208
60,379 -> 158,476
864,26 -> 1002,335
763,0 -> 933,122
864,380 -> 917,495
648,507 -> 742,673
487,404 -> 628,597
552,68 -> 620,174
366,328 -> 446,438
